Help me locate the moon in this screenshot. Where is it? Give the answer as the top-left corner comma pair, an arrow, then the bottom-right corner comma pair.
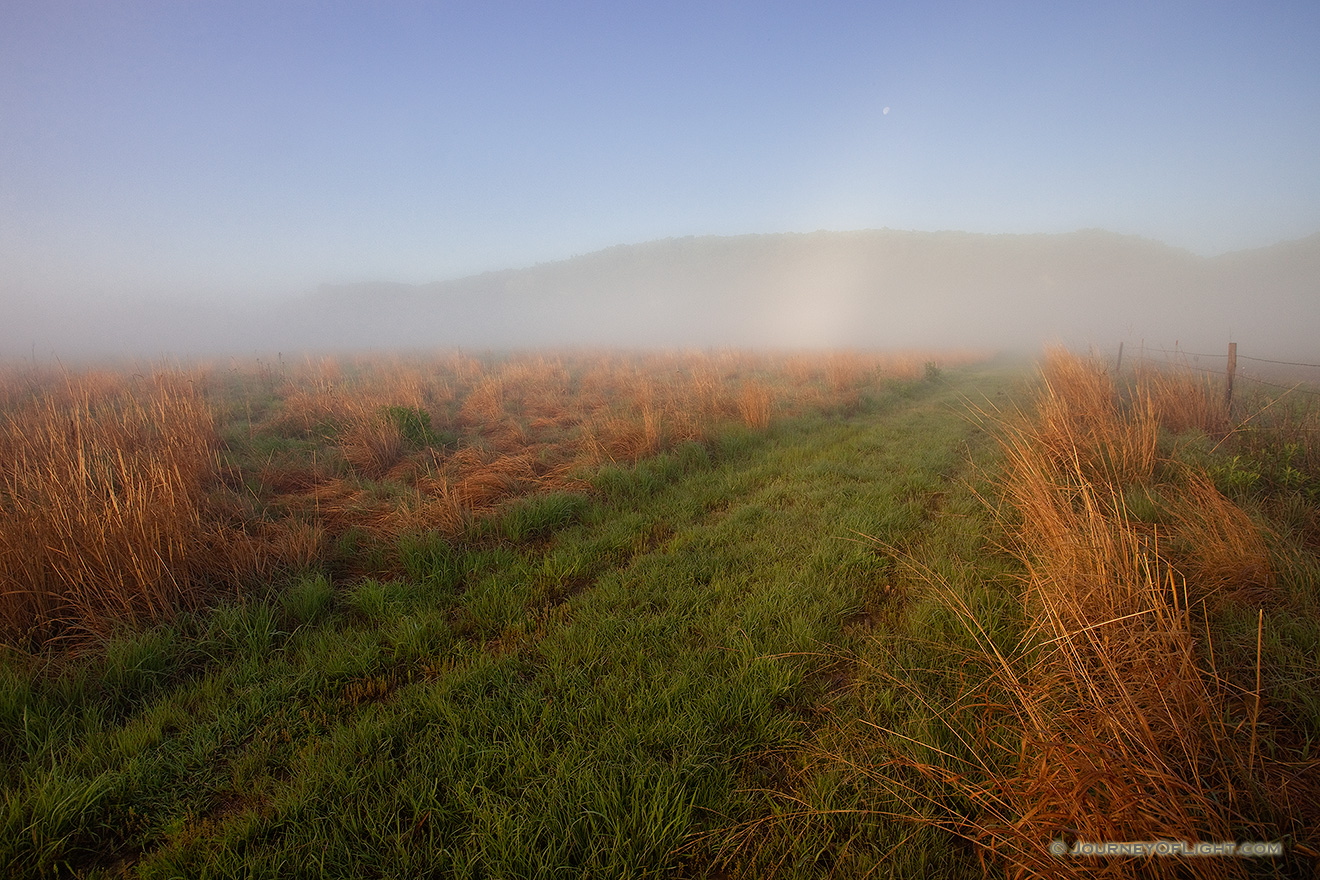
882,106 -> 890,115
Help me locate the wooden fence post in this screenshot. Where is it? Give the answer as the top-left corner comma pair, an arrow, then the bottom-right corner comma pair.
1224,342 -> 1237,407
1115,341 -> 1124,373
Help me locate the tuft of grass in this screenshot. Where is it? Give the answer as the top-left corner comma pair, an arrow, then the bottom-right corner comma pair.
1134,361 -> 1230,436
338,411 -> 405,479
738,380 -> 773,430
382,404 -> 452,449
279,572 -> 336,628
396,532 -> 466,594
0,368 -> 229,643
496,491 -> 592,544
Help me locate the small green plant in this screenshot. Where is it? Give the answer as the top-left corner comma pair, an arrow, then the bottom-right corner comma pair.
382,405 -> 454,450
1268,442 -> 1309,491
1210,453 -> 1262,496
923,361 -> 942,382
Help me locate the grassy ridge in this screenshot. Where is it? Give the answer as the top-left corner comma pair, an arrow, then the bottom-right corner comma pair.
0,363 -> 1008,878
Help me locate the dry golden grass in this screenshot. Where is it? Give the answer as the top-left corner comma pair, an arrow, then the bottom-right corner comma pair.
339,411 -> 405,479
1163,473 -> 1273,608
737,380 -> 773,431
1134,362 -> 1231,437
907,349 -> 1317,877
0,368 -> 222,642
0,348 -> 983,646
1032,347 -> 1158,484
992,442 -> 1246,877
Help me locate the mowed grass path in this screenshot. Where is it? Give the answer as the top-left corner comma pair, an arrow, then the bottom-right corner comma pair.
1,365 -> 1021,878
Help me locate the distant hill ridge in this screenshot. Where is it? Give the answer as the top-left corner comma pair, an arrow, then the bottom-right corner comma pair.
299,228 -> 1318,354
7,228 -> 1317,357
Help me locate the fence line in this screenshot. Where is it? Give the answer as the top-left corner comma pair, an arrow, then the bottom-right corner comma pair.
1139,346 -> 1228,360
1129,347 -> 1320,371
1119,343 -> 1320,400
1128,354 -> 1226,377
1237,372 -> 1320,398
1237,354 -> 1320,369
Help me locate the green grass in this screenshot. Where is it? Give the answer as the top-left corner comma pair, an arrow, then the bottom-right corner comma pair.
0,367 -> 963,876
12,359 -> 1315,878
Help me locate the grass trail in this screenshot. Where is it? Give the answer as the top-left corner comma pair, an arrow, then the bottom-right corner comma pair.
726,354 -> 1320,879
0,365 -> 1020,878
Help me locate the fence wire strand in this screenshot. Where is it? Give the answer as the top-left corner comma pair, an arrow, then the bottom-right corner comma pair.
1237,354 -> 1320,369
1125,347 -> 1320,370
1238,372 -> 1320,398
1122,349 -> 1320,398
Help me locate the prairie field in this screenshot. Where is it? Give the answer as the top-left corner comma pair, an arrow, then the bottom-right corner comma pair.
0,349 -> 968,645
0,347 -> 1317,878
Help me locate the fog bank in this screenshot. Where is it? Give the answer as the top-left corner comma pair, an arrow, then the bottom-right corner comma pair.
5,229 -> 1318,360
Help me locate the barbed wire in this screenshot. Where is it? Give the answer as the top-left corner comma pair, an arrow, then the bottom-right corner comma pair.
1123,346 -> 1320,370
1128,354 -> 1226,376
1237,354 -> 1320,369
1237,372 -> 1320,398
1136,346 -> 1227,359
1121,354 -> 1320,398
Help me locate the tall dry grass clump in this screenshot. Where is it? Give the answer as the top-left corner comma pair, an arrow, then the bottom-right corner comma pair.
737,380 -> 773,430
339,411 -> 405,479
1163,473 -> 1273,607
1134,363 -> 1231,436
953,349 -> 1311,876
0,370 -> 220,643
1031,348 -> 1158,484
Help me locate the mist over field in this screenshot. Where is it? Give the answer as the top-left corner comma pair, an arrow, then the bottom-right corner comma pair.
4,228 -> 1317,360
7,4 -> 1318,366
7,5 -> 1320,875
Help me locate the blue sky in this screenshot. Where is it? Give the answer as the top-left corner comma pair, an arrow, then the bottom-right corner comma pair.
3,0 -> 1318,299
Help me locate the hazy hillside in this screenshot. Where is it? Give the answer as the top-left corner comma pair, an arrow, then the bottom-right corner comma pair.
284,229 -> 1315,356
7,229 -> 1319,357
